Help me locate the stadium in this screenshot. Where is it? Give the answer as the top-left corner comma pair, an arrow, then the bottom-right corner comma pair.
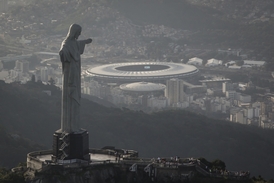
86,62 -> 199,83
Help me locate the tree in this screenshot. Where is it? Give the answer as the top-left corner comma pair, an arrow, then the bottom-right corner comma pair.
48,77 -> 55,86
198,157 -> 212,168
236,60 -> 244,66
0,168 -> 26,183
31,75 -> 35,82
211,159 -> 226,170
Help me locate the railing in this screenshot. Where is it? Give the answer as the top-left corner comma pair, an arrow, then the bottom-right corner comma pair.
190,159 -> 250,180
195,165 -> 210,176
27,150 -> 250,181
89,148 -> 138,158
27,150 -> 53,171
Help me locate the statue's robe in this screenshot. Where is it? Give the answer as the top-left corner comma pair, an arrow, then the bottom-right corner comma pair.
59,37 -> 86,133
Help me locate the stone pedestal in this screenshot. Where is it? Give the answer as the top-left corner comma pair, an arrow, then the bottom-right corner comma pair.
52,129 -> 89,162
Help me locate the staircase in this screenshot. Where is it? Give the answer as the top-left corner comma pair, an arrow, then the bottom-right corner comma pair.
59,132 -> 70,160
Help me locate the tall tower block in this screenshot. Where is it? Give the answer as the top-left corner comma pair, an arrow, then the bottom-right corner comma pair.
0,0 -> 8,12
165,78 -> 184,106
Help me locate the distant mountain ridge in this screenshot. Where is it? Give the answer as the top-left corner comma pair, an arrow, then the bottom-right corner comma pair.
0,81 -> 274,179
2,0 -> 274,66
110,0 -> 231,30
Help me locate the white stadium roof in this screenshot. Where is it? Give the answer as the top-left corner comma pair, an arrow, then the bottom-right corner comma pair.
86,62 -> 199,82
120,82 -> 166,92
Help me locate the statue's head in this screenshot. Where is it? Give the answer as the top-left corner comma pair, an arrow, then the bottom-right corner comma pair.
67,24 -> 82,40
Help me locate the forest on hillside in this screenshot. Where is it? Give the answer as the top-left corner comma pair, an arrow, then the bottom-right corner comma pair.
1,0 -> 274,68
109,0 -> 274,69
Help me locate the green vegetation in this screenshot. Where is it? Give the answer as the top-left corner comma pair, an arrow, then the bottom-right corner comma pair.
198,158 -> 226,171
2,0 -> 274,63
0,123 -> 42,171
252,176 -> 274,183
54,5 -> 87,33
0,168 -> 26,183
110,0 -> 232,29
109,0 -> 274,63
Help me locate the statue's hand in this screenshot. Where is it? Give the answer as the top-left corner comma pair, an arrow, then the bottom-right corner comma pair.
86,38 -> 92,44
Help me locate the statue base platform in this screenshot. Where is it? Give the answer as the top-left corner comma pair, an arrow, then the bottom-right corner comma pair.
52,129 -> 89,162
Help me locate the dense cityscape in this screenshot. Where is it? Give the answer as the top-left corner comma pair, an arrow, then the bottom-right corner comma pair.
1,52 -> 273,130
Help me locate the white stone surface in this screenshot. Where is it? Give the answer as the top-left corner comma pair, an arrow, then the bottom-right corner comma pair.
120,82 -> 166,92
35,153 -> 116,162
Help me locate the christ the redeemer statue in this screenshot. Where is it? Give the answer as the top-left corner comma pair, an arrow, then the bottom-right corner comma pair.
52,24 -> 91,161
59,24 -> 92,132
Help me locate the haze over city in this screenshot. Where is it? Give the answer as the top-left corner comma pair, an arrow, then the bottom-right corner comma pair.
0,0 -> 274,182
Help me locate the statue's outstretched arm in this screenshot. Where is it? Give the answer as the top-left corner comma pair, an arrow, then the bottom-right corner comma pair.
78,38 -> 92,54
85,38 -> 92,44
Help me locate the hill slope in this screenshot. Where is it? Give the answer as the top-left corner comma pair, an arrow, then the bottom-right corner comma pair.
110,0 -> 235,30
2,0 -> 274,67
0,124 -> 43,168
0,82 -> 274,179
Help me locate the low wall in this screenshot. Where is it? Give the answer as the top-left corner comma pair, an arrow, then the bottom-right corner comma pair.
27,148 -> 138,171
27,150 -> 52,171
26,150 -> 250,183
89,148 -> 138,158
